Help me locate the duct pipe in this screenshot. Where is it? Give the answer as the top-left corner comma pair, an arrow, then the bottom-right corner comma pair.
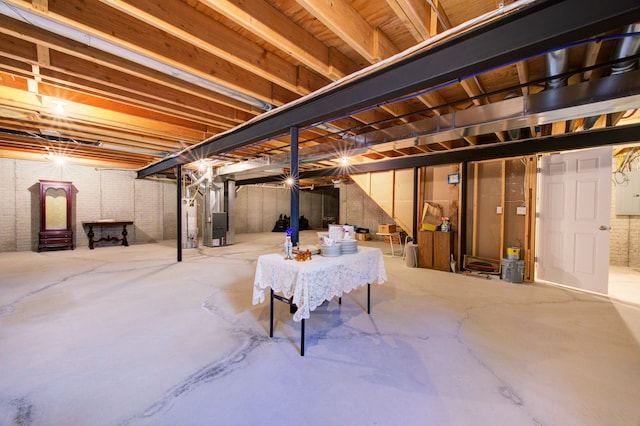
610,23 -> 640,75
584,23 -> 640,130
186,167 -> 210,197
0,1 -> 272,111
545,49 -> 569,90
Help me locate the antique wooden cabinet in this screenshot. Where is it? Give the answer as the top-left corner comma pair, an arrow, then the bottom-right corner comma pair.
418,230 -> 453,271
433,231 -> 454,271
38,180 -> 74,251
417,230 -> 434,269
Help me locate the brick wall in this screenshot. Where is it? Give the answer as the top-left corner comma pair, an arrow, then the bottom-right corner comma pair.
0,158 -> 177,252
610,167 -> 640,268
610,179 -> 629,266
0,159 -> 16,252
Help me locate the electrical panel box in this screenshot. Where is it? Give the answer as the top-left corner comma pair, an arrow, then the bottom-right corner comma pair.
616,171 -> 640,215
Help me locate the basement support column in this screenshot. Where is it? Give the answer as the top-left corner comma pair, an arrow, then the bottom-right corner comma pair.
459,162 -> 467,267
412,167 -> 419,242
176,164 -> 182,262
290,126 -> 299,246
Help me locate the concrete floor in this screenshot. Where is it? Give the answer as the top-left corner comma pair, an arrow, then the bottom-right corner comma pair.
1,231 -> 639,425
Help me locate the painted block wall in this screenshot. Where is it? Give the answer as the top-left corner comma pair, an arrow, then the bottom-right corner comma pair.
339,182 -> 394,239
0,158 -> 176,252
610,178 -> 640,267
233,185 -> 330,234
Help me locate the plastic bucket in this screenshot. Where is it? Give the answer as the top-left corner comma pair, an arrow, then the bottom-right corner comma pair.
405,243 -> 418,267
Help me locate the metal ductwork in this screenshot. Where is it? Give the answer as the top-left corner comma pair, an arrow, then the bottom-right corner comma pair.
219,69 -> 640,182
584,23 -> 640,130
545,49 -> 570,90
611,23 -> 640,75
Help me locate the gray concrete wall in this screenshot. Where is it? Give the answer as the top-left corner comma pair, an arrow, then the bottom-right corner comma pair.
233,185 -> 332,233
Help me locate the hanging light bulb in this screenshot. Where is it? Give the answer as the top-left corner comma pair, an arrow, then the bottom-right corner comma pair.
52,100 -> 65,114
53,155 -> 66,166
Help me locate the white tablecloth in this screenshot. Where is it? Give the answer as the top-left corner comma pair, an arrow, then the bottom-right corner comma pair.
252,246 -> 387,321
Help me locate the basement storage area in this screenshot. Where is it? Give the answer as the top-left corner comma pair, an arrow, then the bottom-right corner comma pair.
463,157 -> 536,282
417,164 -> 460,272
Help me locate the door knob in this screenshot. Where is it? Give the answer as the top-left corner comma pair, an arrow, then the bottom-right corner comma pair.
599,225 -> 610,231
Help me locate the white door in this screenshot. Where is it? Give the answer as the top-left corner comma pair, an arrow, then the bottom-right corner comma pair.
537,147 -> 611,294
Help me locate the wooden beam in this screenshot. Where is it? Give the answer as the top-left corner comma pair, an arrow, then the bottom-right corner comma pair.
0,17 -> 265,114
385,0 -> 430,42
582,39 -> 602,81
203,0 -> 357,80
98,0 -> 328,97
5,0 -> 286,106
297,0 -> 396,63
499,160 -> 506,259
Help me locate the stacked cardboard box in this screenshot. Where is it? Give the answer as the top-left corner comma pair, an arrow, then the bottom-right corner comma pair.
378,224 -> 396,233
384,235 -> 401,244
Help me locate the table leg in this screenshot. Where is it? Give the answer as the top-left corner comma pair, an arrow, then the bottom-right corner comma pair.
301,318 -> 305,356
367,283 -> 371,314
269,288 -> 274,338
87,225 -> 95,250
121,225 -> 129,246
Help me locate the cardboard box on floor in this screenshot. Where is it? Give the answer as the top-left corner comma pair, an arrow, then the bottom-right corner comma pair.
355,233 -> 371,241
378,224 -> 396,233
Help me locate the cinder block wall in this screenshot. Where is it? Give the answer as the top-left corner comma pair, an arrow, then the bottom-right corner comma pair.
339,182 -> 394,239
610,179 -> 640,268
234,185 -> 329,234
0,158 -> 176,252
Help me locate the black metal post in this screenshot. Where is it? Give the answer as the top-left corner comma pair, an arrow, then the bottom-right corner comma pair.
412,166 -> 419,242
290,126 -> 299,245
300,318 -> 305,356
459,162 -> 467,268
176,164 -> 182,262
367,283 -> 371,314
270,289 -> 274,338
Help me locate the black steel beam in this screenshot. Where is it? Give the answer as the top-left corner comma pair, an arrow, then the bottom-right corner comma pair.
137,0 -> 640,178
235,124 -> 640,185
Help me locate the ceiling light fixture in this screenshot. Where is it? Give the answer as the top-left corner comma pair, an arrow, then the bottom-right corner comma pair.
52,100 -> 65,114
